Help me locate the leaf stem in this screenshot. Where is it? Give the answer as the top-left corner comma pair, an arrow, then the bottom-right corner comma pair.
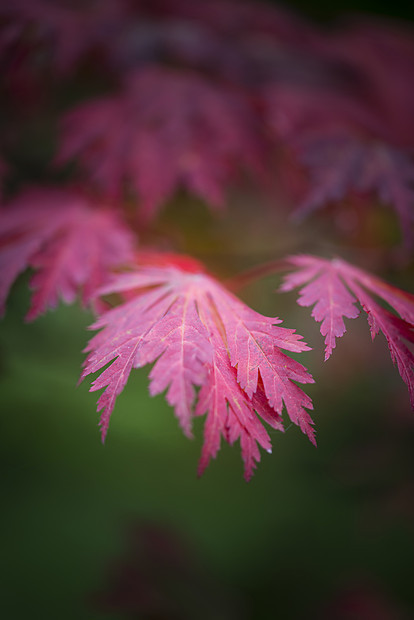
225,258 -> 292,292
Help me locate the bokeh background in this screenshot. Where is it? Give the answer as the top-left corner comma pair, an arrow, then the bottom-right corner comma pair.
1,1 -> 414,619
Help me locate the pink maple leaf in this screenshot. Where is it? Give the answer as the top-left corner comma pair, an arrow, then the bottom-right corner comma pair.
57,66 -> 267,220
280,255 -> 414,406
0,187 -> 134,319
82,256 -> 314,480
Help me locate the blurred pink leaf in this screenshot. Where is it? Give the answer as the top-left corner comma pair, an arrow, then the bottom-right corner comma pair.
58,66 -> 267,220
295,137 -> 414,247
0,187 -> 135,319
264,84 -> 414,247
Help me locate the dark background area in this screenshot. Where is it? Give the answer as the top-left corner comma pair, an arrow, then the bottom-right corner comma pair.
290,0 -> 414,22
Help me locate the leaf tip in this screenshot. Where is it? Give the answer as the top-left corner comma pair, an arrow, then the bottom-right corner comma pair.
309,432 -> 317,448
196,463 -> 206,479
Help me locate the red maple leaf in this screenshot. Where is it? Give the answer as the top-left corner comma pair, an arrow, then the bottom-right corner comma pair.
0,187 -> 134,319
280,255 -> 414,406
82,257 -> 314,480
57,66 -> 267,220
